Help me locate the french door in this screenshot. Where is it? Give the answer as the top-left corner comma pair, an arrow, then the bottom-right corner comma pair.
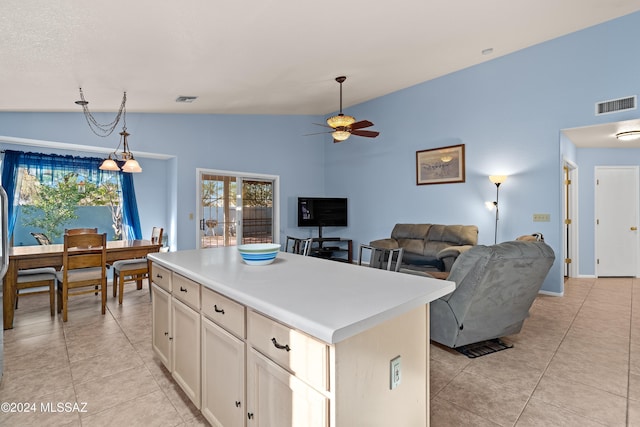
197,169 -> 279,249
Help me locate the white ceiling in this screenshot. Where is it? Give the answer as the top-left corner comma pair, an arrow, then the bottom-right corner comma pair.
2,1 -> 640,147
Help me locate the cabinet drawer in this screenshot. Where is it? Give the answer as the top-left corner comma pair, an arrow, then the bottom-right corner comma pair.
173,274 -> 200,310
247,310 -> 329,392
201,287 -> 245,339
150,263 -> 172,292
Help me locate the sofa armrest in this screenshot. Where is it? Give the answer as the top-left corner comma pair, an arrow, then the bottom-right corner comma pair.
369,238 -> 399,250
437,245 -> 474,271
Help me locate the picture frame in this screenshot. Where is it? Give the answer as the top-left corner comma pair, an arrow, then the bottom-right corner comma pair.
416,144 -> 465,185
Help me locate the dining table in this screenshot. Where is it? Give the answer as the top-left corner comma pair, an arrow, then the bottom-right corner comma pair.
3,239 -> 161,329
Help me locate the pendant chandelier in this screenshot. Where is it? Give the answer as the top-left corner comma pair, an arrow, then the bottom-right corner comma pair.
75,88 -> 142,173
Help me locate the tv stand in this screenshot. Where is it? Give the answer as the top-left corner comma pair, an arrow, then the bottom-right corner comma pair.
311,237 -> 353,263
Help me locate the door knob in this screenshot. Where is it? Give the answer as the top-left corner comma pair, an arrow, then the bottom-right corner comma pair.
632,227 -> 638,231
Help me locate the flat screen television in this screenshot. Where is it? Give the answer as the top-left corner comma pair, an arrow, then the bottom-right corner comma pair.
297,197 -> 347,236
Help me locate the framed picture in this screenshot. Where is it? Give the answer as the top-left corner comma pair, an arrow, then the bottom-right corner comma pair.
416,144 -> 465,185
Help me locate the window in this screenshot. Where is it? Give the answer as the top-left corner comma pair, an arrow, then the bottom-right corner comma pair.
1,150 -> 141,245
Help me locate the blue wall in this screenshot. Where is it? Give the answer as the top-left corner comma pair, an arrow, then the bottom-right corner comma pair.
2,11 -> 640,294
317,11 -> 640,293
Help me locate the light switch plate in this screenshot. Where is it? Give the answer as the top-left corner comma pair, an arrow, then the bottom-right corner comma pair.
533,213 -> 550,222
390,356 -> 401,389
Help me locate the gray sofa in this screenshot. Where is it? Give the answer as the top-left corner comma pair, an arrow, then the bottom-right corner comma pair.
370,223 -> 478,272
430,240 -> 555,348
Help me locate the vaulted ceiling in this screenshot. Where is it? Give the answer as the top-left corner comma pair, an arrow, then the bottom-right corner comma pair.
2,0 -> 640,119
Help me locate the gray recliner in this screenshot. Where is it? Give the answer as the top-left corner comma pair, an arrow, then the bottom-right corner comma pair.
430,240 -> 555,348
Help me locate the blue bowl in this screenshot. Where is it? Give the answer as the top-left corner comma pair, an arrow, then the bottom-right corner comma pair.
237,243 -> 281,266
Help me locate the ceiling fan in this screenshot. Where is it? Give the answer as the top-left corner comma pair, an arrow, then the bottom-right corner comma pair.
309,76 -> 380,143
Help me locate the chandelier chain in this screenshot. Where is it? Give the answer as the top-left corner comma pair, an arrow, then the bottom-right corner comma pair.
77,88 -> 127,137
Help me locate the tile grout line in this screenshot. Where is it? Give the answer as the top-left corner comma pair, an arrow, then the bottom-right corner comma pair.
512,278 -> 596,426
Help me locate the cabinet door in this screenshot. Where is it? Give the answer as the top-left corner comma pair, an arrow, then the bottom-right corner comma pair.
172,297 -> 201,409
247,348 -> 328,427
202,317 -> 245,427
151,283 -> 171,370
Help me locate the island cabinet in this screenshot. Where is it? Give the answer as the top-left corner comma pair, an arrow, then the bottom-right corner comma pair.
150,264 -> 201,409
201,287 -> 246,427
149,248 -> 455,427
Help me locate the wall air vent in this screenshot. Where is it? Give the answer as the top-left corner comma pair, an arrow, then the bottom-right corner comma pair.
176,96 -> 198,103
595,95 -> 636,115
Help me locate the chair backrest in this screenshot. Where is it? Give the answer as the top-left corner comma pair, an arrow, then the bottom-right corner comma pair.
65,227 -> 98,235
62,233 -> 107,274
285,236 -> 312,256
30,232 -> 52,245
151,227 -> 164,245
358,244 -> 404,272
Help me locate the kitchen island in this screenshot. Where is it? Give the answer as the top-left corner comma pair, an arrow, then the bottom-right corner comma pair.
149,247 -> 454,427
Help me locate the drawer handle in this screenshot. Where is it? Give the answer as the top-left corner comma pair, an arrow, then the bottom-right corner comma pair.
156,273 -> 163,279
180,286 -> 188,292
214,305 -> 225,314
271,337 -> 291,352
235,401 -> 241,408
248,413 -> 254,420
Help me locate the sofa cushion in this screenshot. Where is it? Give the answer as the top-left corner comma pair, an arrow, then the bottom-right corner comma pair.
391,224 -> 431,255
427,224 -> 478,246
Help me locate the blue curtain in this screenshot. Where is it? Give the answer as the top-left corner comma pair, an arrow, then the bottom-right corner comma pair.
1,150 -> 22,236
1,150 -> 141,239
119,170 -> 142,240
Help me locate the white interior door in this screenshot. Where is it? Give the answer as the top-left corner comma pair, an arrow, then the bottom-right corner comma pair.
595,166 -> 639,277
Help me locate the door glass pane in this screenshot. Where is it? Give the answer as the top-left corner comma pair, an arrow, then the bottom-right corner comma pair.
241,179 -> 273,244
200,174 -> 237,248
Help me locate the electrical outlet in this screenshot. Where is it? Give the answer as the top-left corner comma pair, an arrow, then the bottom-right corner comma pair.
390,356 -> 401,390
533,213 -> 550,222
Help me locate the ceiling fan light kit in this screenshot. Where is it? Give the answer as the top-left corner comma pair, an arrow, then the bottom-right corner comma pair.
332,130 -> 351,141
313,75 -> 379,143
326,113 -> 355,128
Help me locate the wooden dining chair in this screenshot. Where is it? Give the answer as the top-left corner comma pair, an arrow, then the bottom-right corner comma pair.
112,227 -> 163,304
16,267 -> 57,316
64,227 -> 98,235
56,232 -> 107,322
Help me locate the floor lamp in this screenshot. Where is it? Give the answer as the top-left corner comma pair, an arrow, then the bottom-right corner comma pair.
489,175 -> 507,244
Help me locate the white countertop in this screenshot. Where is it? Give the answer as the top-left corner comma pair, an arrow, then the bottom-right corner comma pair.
149,247 -> 455,344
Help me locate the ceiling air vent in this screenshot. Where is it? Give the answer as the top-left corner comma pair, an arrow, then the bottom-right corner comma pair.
595,95 -> 636,115
176,96 -> 198,103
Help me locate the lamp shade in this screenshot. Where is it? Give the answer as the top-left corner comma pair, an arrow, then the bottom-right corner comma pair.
489,175 -> 507,185
121,159 -> 142,173
99,158 -> 120,171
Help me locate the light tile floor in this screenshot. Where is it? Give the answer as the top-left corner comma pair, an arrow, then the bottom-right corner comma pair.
432,277 -> 640,426
0,282 -> 207,427
0,277 -> 637,426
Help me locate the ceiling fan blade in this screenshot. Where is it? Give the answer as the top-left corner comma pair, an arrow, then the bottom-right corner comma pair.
304,131 -> 332,136
350,120 -> 374,130
351,130 -> 380,138
312,122 -> 333,129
